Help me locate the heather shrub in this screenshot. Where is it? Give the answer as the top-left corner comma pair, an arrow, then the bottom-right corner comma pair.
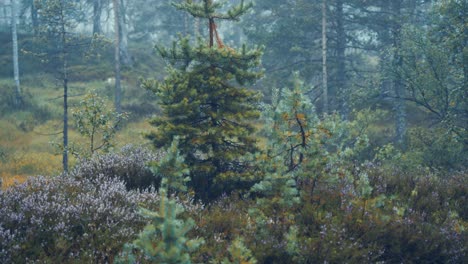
70,144 -> 164,190
0,174 -> 160,263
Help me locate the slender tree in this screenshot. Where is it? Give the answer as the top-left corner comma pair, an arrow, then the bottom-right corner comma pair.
322,0 -> 328,113
20,0 -> 39,35
117,0 -> 131,65
334,0 -> 347,117
391,0 -> 407,147
34,0 -> 88,172
11,0 -> 22,107
112,0 -> 122,113
145,0 -> 263,201
92,0 -> 103,35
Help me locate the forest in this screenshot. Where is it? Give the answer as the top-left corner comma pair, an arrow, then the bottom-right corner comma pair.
0,0 -> 466,263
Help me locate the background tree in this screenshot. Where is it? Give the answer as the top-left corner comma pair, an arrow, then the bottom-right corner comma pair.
19,0 -> 40,35
10,0 -> 22,107
88,0 -> 106,35
33,0 -> 89,172
144,0 -> 263,201
322,0 -> 328,113
112,0 -> 122,113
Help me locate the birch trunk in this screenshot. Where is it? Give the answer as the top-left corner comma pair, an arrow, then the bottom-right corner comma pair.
11,0 -> 22,107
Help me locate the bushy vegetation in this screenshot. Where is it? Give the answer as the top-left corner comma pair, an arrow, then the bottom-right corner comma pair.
0,0 -> 466,263
0,175 -> 160,263
70,145 -> 163,190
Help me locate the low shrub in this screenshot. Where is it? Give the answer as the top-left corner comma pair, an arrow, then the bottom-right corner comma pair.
0,174 -> 160,263
70,144 -> 164,190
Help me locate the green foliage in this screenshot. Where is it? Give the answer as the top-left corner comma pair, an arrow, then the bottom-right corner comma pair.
144,0 -> 263,201
221,237 -> 257,264
189,195 -> 253,263
173,0 -> 254,21
393,1 -> 468,151
72,91 -> 127,157
0,85 -> 53,128
150,137 -> 190,194
408,127 -> 467,170
118,137 -> 203,264
118,190 -> 204,264
265,73 -> 318,171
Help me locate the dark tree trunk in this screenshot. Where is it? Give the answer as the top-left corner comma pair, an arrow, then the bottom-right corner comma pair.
63,74 -> 68,172
61,10 -> 69,173
379,1 -> 391,99
118,0 -> 131,65
322,0 -> 328,114
335,0 -> 347,118
391,0 -> 407,148
113,0 -> 122,113
92,0 -> 102,35
31,0 -> 39,35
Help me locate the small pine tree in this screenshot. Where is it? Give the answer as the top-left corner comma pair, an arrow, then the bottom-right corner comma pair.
267,72 -> 318,172
122,190 -> 203,264
221,237 -> 257,264
144,0 -> 263,200
150,136 -> 190,194
117,137 -> 203,264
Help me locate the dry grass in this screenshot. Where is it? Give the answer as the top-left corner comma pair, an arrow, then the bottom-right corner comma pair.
1,173 -> 29,189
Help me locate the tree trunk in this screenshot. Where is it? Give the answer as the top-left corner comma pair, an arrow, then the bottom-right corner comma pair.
118,0 -> 131,65
2,5 -> 7,29
463,10 -> 468,90
209,18 -> 215,47
376,1 -> 392,100
11,0 -> 22,107
322,0 -> 328,114
194,0 -> 200,38
113,0 -> 122,113
63,71 -> 69,172
92,0 -> 102,35
31,0 -> 39,35
335,0 -> 347,118
391,0 -> 406,148
60,9 -> 69,173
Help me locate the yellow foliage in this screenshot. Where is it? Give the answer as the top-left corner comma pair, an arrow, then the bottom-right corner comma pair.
296,113 -> 306,120
1,173 -> 28,189
0,152 -> 61,177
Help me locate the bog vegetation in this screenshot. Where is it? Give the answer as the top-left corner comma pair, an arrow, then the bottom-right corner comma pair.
0,0 -> 466,263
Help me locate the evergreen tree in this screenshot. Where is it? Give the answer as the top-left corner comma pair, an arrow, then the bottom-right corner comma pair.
150,136 -> 190,194
117,137 -> 203,264
33,0 -> 88,172
144,0 -> 263,201
221,237 -> 257,264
